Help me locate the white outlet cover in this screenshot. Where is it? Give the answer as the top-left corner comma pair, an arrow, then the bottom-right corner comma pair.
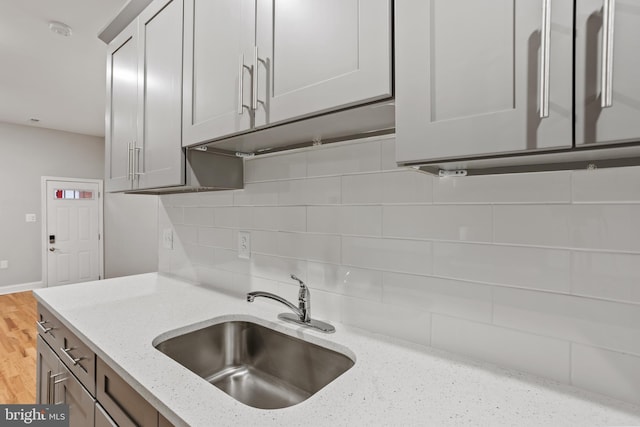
0,260 -> 8,269
162,228 -> 173,250
238,231 -> 251,259
25,213 -> 36,222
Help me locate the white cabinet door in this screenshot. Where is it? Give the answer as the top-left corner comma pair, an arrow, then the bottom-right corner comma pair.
395,0 -> 573,164
254,0 -> 392,127
182,0 -> 255,146
575,0 -> 640,146
105,22 -> 138,192
137,0 -> 185,189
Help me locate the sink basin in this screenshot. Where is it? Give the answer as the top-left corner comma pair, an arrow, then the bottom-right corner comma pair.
154,320 -> 354,409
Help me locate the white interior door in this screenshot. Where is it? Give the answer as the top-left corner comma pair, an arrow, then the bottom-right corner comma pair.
45,179 -> 102,287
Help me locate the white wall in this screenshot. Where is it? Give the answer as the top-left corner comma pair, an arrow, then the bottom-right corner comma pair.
0,121 -> 158,289
158,135 -> 640,406
0,122 -> 104,287
104,192 -> 158,279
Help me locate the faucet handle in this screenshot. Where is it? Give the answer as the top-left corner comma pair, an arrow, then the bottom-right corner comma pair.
290,274 -> 305,287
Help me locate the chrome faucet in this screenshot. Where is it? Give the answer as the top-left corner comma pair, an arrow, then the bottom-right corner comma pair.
247,274 -> 335,333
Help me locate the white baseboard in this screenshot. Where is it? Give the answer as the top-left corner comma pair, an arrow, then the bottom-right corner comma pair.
0,281 -> 44,295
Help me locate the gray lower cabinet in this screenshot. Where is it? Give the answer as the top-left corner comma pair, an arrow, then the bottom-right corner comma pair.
106,0 -> 184,192
105,20 -> 138,193
36,305 -> 175,427
36,336 -> 95,427
182,0 -> 393,146
95,403 -> 117,427
575,0 -> 640,146
395,0 -> 574,164
96,358 -> 158,427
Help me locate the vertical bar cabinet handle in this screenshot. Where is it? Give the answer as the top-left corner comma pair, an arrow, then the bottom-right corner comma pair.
601,0 -> 616,108
539,0 -> 552,118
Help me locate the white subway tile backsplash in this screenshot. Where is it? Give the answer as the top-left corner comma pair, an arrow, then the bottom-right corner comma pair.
308,206 -> 382,236
249,254 -> 307,284
307,207 -> 341,234
341,296 -> 431,346
342,236 -> 432,276
433,171 -> 572,204
381,170 -> 433,204
279,178 -> 341,206
493,287 -> 640,356
382,272 -> 493,322
250,230 -> 280,255
163,206 -> 184,224
342,173 -> 383,204
433,242 -> 571,293
307,262 -> 383,301
432,314 -> 571,383
252,206 -> 306,232
160,137 -> 640,406
275,233 -> 307,260
183,243 -> 214,266
245,151 -> 306,182
573,166 -> 640,203
570,205 -> 640,252
572,251 -> 640,304
213,207 -> 253,229
233,273 -> 280,295
174,225 -> 198,245
195,266 -> 235,294
192,191 -> 235,207
304,234 -> 342,264
306,177 -> 343,205
306,140 -> 380,177
383,205 -> 492,242
183,207 -> 214,227
170,191 -> 234,207
197,227 -> 234,249
213,248 -> 250,274
340,206 -> 383,236
234,182 -> 279,206
493,205 -> 572,247
572,344 -> 640,405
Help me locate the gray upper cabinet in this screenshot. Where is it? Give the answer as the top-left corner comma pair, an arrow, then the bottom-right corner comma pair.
105,22 -> 138,192
106,0 -> 184,192
182,0 -> 255,146
137,0 -> 184,189
395,0 -> 574,164
575,0 -> 640,146
183,0 -> 393,147
253,0 -> 392,128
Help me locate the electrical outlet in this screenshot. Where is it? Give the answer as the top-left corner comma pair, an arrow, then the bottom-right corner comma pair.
0,260 -> 8,269
238,231 -> 251,259
25,213 -> 36,222
162,228 -> 173,250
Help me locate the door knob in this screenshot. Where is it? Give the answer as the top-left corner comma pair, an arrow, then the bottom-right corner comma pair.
49,247 -> 57,252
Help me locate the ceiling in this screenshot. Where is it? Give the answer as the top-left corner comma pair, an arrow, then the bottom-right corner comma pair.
0,0 -> 128,137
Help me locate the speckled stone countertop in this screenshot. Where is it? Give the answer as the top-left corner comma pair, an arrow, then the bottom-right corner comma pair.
34,273 -> 640,427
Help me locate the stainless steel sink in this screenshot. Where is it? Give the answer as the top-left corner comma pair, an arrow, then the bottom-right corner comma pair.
154,320 -> 354,409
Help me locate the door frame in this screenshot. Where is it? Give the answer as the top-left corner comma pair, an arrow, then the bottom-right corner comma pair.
41,177 -> 104,287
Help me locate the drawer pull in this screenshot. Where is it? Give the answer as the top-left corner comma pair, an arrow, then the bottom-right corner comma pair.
37,320 -> 54,334
60,347 -> 85,366
47,372 -> 65,404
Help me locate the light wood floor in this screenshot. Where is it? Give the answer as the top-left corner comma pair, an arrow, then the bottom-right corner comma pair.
0,291 -> 37,404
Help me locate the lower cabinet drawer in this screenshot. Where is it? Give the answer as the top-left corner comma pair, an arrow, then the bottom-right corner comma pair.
58,323 -> 96,395
96,358 -> 158,427
95,403 -> 117,427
